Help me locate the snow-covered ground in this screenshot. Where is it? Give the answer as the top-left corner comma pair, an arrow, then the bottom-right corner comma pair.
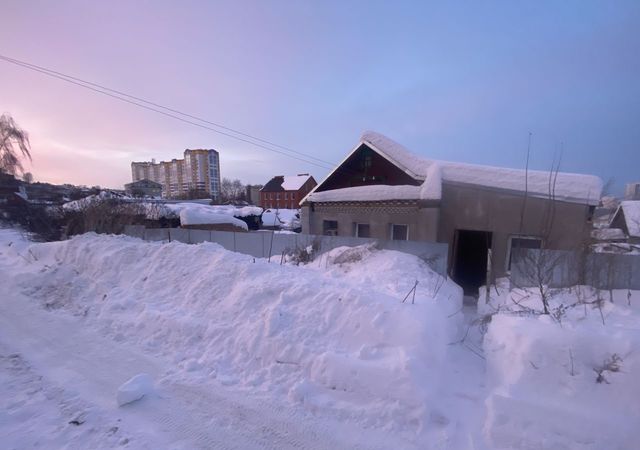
1,228 -> 639,449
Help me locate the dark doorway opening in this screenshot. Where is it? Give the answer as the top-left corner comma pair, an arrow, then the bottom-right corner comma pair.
452,230 -> 492,296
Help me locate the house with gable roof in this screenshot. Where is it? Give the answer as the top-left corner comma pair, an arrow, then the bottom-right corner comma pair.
300,131 -> 602,293
260,174 -> 317,209
609,201 -> 640,244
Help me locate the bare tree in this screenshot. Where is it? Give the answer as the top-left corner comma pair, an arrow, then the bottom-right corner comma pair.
220,178 -> 246,203
512,153 -> 566,315
0,113 -> 32,175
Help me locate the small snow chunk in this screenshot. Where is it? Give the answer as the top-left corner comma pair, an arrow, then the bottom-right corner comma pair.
116,373 -> 154,406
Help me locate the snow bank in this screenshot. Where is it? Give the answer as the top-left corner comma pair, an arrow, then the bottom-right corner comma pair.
5,232 -> 463,435
117,373 -> 154,406
480,285 -> 640,449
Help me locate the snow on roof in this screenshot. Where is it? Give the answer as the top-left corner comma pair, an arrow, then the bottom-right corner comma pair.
619,201 -> 640,237
359,131 -> 602,205
62,191 -> 129,211
261,208 -> 300,229
179,207 -> 248,230
281,175 -> 311,191
307,185 -> 421,203
420,162 -> 442,200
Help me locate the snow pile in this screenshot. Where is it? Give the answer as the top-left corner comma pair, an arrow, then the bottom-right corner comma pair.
359,131 -> 602,205
591,228 -> 626,241
261,209 -> 300,229
179,208 -> 248,230
5,232 -> 463,435
480,284 -> 640,449
116,373 -> 154,406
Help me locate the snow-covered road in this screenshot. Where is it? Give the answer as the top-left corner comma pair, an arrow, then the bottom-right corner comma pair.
0,285 -> 413,449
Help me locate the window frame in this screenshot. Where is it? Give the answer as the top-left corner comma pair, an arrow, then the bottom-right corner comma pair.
390,224 -> 409,241
355,223 -> 371,238
322,220 -> 339,236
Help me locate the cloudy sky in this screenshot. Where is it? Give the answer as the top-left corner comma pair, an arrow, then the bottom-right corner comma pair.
2,1 -> 639,194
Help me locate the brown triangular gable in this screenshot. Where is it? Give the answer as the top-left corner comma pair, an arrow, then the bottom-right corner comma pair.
314,143 -> 420,193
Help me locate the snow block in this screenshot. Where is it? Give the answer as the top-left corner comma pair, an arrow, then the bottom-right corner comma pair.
117,373 -> 154,407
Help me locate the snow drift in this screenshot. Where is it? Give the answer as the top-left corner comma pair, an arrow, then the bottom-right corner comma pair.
6,232 -> 462,434
480,284 -> 640,449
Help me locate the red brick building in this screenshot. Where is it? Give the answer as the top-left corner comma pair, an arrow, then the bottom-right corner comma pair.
260,174 -> 317,209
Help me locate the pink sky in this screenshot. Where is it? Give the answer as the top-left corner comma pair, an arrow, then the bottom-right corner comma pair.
2,1 -> 639,192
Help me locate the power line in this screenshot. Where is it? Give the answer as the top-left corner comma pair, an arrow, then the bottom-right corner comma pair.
0,53 -> 337,170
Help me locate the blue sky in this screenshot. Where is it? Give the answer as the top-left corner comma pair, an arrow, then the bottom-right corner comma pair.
1,1 -> 639,195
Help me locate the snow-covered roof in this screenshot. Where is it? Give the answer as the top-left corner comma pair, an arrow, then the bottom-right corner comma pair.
282,175 -> 311,191
310,131 -> 601,205
179,208 -> 248,230
617,201 -> 640,237
262,174 -> 313,192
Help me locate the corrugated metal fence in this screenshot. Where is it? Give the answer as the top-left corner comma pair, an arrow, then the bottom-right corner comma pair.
123,225 -> 449,276
511,248 -> 640,290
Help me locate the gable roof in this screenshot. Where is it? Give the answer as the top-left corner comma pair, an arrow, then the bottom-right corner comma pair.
262,174 -> 313,192
612,201 -> 640,237
303,131 -> 602,206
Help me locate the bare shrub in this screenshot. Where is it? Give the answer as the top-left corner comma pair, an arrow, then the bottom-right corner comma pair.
64,199 -> 148,236
594,353 -> 623,384
286,238 -> 321,266
1,202 -> 64,241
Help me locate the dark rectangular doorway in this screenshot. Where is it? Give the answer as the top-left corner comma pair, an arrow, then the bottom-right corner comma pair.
452,230 -> 492,296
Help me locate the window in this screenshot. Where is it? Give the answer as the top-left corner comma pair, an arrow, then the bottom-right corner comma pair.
323,220 -> 338,236
284,193 -> 288,200
391,224 -> 408,241
355,223 -> 370,238
506,235 -> 543,271
360,148 -> 373,170
276,193 -> 280,200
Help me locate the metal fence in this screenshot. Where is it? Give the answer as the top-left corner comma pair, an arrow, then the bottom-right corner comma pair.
123,225 -> 449,276
511,248 -> 640,290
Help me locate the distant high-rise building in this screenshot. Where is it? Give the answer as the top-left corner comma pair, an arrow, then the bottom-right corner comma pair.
625,182 -> 640,200
131,149 -> 221,200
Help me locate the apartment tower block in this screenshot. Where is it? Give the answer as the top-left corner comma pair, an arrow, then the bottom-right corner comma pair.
131,149 -> 221,200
